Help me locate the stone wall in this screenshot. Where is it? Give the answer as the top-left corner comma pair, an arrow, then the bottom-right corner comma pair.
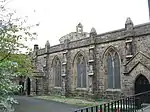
31,18 -> 150,99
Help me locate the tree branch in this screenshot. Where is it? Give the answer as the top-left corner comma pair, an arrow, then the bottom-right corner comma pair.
0,51 -> 11,62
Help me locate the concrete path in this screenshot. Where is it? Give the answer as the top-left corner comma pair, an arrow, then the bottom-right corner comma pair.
137,105 -> 150,112
141,106 -> 150,112
14,96 -> 80,112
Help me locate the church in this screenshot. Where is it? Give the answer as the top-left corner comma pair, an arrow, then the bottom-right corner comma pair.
26,17 -> 150,99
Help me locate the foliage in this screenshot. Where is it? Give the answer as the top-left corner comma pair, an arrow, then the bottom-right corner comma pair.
0,0 -> 39,111
0,0 -> 39,58
0,97 -> 18,112
0,61 -> 21,112
8,54 -> 34,77
0,53 -> 34,111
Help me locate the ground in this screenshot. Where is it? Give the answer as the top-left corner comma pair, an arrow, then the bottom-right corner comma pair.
14,96 -> 150,112
14,96 -> 80,112
35,95 -> 104,107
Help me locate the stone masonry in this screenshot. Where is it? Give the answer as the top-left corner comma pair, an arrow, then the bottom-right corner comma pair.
29,18 -> 150,99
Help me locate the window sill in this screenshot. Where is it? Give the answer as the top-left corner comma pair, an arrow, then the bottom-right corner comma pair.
54,87 -> 62,89
76,88 -> 88,91
106,89 -> 121,92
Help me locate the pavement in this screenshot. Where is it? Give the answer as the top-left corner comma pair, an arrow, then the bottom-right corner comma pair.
14,96 -> 150,112
14,96 -> 80,112
137,105 -> 150,112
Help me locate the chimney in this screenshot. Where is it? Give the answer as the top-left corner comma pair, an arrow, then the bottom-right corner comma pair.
34,44 -> 39,51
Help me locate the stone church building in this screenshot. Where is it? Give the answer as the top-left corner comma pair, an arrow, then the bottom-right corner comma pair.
27,18 -> 150,98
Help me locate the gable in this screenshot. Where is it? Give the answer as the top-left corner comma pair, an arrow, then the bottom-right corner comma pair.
125,51 -> 150,74
125,62 -> 150,74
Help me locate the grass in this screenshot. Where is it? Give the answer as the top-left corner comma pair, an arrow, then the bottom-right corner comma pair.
35,95 -> 107,107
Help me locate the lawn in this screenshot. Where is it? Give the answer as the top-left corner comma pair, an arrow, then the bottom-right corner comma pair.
35,95 -> 107,107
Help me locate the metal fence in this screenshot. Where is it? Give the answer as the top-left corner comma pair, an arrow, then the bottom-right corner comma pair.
73,91 -> 150,112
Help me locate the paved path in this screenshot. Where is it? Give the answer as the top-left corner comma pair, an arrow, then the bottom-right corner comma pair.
14,96 -> 80,112
137,105 -> 150,112
141,106 -> 150,112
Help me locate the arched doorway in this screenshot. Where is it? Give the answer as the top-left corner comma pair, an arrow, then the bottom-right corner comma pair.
135,74 -> 150,94
26,77 -> 31,96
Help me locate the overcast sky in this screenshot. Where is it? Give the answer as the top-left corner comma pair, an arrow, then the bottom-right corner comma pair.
6,0 -> 150,49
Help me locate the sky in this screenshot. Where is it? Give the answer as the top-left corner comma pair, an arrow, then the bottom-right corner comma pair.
6,0 -> 150,49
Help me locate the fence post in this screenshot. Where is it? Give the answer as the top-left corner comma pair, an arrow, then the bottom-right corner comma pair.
104,104 -> 106,112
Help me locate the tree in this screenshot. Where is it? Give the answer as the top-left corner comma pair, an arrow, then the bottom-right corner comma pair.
0,0 -> 39,111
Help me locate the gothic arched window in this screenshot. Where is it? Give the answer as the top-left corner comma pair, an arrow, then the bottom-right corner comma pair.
106,48 -> 121,89
76,53 -> 87,88
53,57 -> 61,87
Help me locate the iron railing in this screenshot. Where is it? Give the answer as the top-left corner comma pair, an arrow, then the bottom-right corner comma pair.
73,91 -> 150,112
